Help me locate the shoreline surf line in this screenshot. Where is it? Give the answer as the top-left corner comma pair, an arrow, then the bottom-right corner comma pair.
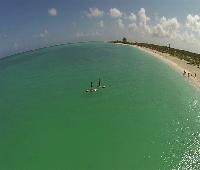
115,42 -> 200,91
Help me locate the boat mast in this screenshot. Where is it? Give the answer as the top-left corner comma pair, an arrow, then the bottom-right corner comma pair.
91,82 -> 93,88
98,78 -> 101,87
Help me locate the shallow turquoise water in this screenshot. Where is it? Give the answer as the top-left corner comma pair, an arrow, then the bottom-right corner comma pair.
0,42 -> 200,170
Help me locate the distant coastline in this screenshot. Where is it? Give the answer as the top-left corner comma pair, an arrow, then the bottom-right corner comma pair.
111,40 -> 200,90
0,41 -> 102,61
0,43 -> 67,61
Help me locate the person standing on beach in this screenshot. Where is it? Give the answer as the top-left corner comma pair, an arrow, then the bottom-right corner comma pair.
183,70 -> 186,76
188,73 -> 190,78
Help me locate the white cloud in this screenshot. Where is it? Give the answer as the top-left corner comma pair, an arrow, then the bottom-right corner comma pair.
79,7 -> 200,52
117,19 -> 124,29
138,8 -> 151,34
175,31 -> 200,47
129,23 -> 137,31
161,17 -> 180,31
87,8 -> 104,18
186,14 -> 200,34
129,13 -> 137,22
152,24 -> 166,37
97,20 -> 104,28
48,8 -> 57,16
109,8 -> 123,18
138,8 -> 150,25
128,12 -> 137,32
152,17 -> 180,38
137,8 -> 180,38
149,15 -> 200,46
179,32 -> 195,42
40,29 -> 48,38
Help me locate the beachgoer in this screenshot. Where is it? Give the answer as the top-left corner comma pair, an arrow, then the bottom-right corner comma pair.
195,73 -> 197,78
188,73 -> 190,78
183,70 -> 186,76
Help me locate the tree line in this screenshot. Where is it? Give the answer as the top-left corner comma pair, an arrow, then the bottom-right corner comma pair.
111,39 -> 200,68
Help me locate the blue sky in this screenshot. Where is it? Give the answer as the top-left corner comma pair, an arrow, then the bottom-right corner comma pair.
1,0 -> 200,58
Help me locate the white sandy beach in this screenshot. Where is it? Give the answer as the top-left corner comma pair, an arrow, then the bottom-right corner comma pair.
116,43 -> 200,90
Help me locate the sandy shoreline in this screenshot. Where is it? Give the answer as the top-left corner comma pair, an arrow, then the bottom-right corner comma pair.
115,43 -> 200,90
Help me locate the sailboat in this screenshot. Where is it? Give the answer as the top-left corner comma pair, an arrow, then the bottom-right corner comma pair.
97,78 -> 106,88
85,82 -> 98,92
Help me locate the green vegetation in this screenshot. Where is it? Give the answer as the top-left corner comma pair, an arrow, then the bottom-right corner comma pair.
111,39 -> 200,68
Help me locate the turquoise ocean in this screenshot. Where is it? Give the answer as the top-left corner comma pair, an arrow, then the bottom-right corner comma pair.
0,42 -> 200,170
